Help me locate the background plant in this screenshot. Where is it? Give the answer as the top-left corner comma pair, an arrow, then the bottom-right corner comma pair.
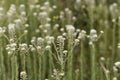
0,0 -> 120,80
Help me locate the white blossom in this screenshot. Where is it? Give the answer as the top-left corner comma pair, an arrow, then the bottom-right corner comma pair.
115,61 -> 120,67
20,71 -> 27,80
78,30 -> 86,40
89,29 -> 97,42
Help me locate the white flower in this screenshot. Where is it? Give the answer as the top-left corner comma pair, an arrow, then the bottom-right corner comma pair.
66,25 -> 75,33
62,32 -> 66,36
109,3 -> 118,13
115,61 -> 120,67
20,71 -> 27,79
45,36 -> 54,44
53,5 -> 57,9
74,39 -> 79,45
112,77 -> 117,80
19,4 -> 25,12
6,43 -> 17,52
37,37 -> 44,46
90,29 -> 97,35
45,45 -> 51,50
37,46 -> 41,51
7,4 -> 16,18
8,23 -> 15,38
44,1 -> 50,6
63,50 -> 68,56
100,57 -> 105,61
118,43 -> 120,48
60,28 -> 64,32
54,24 -> 59,29
57,36 -> 65,42
100,30 -> 104,34
89,29 -> 97,42
63,50 -> 68,54
0,7 -> 4,14
8,23 -> 15,32
21,11 -> 26,17
14,19 -> 22,25
113,66 -> 118,72
29,45 -> 35,52
0,7 -> 4,19
78,30 -> 86,40
76,29 -> 80,33
30,5 -> 35,10
19,43 -> 28,53
39,12 -> 48,24
35,4 -> 40,9
10,43 -> 17,51
25,24 -> 29,28
33,12 -> 37,16
66,25 -> 75,38
24,30 -> 28,34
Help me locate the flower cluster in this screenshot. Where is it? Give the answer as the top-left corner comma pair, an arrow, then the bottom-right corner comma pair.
20,71 -> 27,80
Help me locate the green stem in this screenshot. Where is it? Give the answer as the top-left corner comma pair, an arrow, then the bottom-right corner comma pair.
67,38 -> 73,80
112,23 -> 116,59
21,54 -> 26,71
11,55 -> 18,80
33,52 -> 37,80
118,20 -> 120,58
42,53 -> 47,80
38,55 -> 42,80
90,44 -> 96,80
26,52 -> 31,80
48,50 -> 54,79
0,39 -> 5,80
80,41 -> 84,80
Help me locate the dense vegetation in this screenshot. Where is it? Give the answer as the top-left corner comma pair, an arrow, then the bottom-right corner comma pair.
0,0 -> 120,80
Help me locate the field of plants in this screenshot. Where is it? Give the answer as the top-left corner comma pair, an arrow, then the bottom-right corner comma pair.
0,0 -> 120,80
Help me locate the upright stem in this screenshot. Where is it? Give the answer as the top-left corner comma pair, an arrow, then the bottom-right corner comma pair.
33,52 -> 37,80
21,54 -> 26,71
0,39 -> 5,80
11,54 -> 18,80
90,44 -> 96,80
48,50 -> 54,79
118,20 -> 120,58
112,22 -> 116,59
67,39 -> 73,80
42,53 -> 47,80
38,55 -> 42,80
80,41 -> 84,80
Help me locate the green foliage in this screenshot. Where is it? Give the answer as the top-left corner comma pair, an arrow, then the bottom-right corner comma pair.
0,0 -> 120,80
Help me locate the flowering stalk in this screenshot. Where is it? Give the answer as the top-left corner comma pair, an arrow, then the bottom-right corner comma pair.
90,44 -> 96,80
104,21 -> 109,55
33,50 -> 37,80
42,52 -> 47,80
89,29 -> 98,80
100,60 -> 110,80
20,71 -> 27,80
38,55 -> 42,80
47,48 -> 55,79
19,44 -> 28,79
80,40 -> 84,80
25,46 -> 33,80
118,17 -> 120,57
11,53 -> 18,80
65,25 -> 75,80
0,38 -> 5,80
75,69 -> 79,80
112,20 -> 116,65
